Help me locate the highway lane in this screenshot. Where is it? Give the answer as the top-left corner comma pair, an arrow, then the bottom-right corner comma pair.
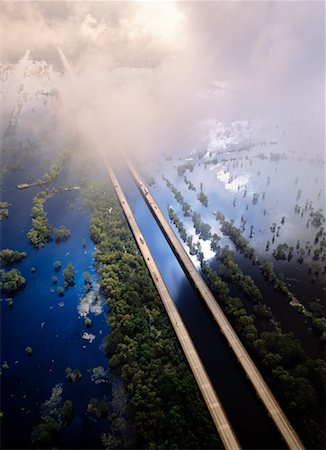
103,160 -> 241,450
126,158 -> 305,450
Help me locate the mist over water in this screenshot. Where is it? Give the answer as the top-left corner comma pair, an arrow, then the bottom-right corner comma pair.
1,1 -> 324,161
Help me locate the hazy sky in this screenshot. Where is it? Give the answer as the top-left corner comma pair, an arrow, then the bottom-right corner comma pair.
1,1 -> 325,158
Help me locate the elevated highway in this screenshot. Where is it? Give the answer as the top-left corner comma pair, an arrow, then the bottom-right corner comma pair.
126,158 -> 305,450
103,160 -> 241,450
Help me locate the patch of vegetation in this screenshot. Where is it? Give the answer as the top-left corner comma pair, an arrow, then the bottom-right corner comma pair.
65,367 -> 82,382
0,201 -> 11,220
53,225 -> 71,242
27,186 -> 76,248
0,249 -> 27,266
183,176 -> 196,191
197,191 -> 208,207
163,177 -> 192,216
63,262 -> 75,286
31,384 -> 73,448
57,286 -> 64,297
25,346 -> 33,356
23,150 -> 71,188
176,162 -> 194,177
85,317 -> 92,327
192,212 -> 211,240
27,190 -> 53,248
214,210 -> 256,260
53,260 -> 61,271
168,207 -> 187,242
31,415 -> 61,447
87,398 -> 109,419
0,268 -> 26,292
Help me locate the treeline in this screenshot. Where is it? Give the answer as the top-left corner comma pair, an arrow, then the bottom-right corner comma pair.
214,210 -> 326,342
163,177 -> 191,216
169,208 -> 325,448
176,162 -> 194,177
27,187 -> 73,248
27,190 -> 54,247
0,268 -> 26,293
192,212 -> 211,240
84,184 -> 221,450
0,201 -> 11,220
168,207 -> 187,242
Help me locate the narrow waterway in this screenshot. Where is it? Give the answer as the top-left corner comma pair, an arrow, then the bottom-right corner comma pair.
117,168 -> 285,450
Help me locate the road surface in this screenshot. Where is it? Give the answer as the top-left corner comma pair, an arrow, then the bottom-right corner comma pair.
126,158 -> 305,450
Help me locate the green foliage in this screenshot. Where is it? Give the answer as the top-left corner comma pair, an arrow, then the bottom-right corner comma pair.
85,317 -> 92,327
57,286 -> 64,297
30,416 -> 61,447
25,346 -> 33,356
5,298 -> 13,308
197,191 -> 208,207
273,243 -> 289,260
0,249 -> 27,265
164,177 -> 192,216
310,209 -> 325,227
176,162 -> 194,177
0,268 -> 26,292
83,271 -> 91,283
214,211 -> 255,260
63,262 -> 75,285
58,400 -> 73,427
53,225 -> 71,242
27,190 -> 53,248
0,201 -> 11,220
2,361 -> 9,370
168,207 -> 187,242
183,176 -> 196,192
87,398 -> 109,419
200,248 -> 325,448
65,367 -> 82,382
27,185 -> 75,248
218,247 -> 263,303
53,260 -> 61,271
192,212 -> 211,240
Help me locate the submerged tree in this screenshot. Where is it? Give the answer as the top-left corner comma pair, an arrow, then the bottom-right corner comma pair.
63,262 -> 75,286
53,225 -> 71,242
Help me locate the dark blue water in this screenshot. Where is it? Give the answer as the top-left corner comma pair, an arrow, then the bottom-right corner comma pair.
1,175 -> 111,449
117,168 -> 284,450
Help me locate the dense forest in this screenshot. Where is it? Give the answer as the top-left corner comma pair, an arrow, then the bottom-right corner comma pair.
84,183 -> 222,449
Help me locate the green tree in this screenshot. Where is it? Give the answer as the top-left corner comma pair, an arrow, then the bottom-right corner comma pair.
63,262 -> 75,285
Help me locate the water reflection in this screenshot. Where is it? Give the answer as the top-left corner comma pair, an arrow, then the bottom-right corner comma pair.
118,168 -> 284,449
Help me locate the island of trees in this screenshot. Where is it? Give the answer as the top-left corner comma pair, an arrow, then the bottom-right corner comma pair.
53,225 -> 71,242
0,201 -> 11,220
0,249 -> 27,265
0,268 -> 26,292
